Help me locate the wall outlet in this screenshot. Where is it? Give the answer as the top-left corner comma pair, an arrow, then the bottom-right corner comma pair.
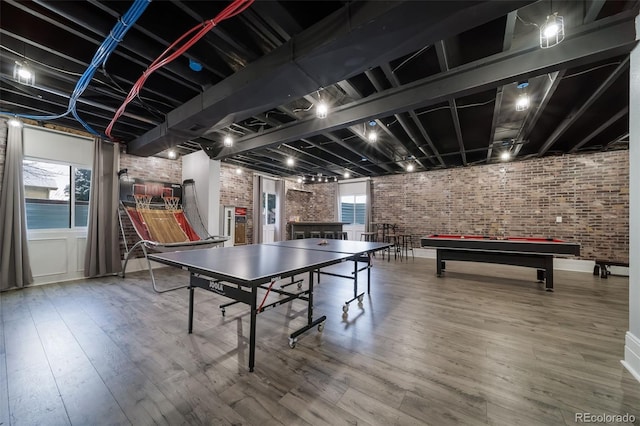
556,216 -> 562,223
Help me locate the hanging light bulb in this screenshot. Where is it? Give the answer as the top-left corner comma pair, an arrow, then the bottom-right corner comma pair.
516,93 -> 530,111
407,164 -> 415,172
540,13 -> 565,48
223,135 -> 233,147
168,150 -> 177,159
501,151 -> 511,161
343,171 -> 351,178
316,101 -> 328,119
367,130 -> 378,143
235,167 -> 242,175
286,157 -> 294,166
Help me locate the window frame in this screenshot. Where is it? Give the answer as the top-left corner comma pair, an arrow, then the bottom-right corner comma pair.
23,157 -> 92,230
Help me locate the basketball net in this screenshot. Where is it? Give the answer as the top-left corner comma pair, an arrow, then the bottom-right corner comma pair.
134,194 -> 153,210
163,196 -> 181,211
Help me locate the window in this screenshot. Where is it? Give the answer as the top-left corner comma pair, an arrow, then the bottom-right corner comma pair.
340,195 -> 366,225
23,160 -> 91,229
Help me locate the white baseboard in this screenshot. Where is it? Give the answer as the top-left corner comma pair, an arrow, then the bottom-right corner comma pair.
622,332 -> 640,383
413,248 -> 601,274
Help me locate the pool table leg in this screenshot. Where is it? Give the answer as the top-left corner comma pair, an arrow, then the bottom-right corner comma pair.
436,250 -> 443,276
544,256 -> 554,292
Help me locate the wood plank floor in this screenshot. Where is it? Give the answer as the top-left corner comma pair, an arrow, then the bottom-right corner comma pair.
1,257 -> 639,425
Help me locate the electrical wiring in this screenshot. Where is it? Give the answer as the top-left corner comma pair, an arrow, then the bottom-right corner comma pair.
0,0 -> 151,135
106,0 -> 254,139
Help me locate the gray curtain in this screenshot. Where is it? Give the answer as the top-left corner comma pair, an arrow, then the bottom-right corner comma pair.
0,120 -> 33,290
84,138 -> 120,277
252,174 -> 263,244
275,179 -> 286,241
365,178 -> 373,232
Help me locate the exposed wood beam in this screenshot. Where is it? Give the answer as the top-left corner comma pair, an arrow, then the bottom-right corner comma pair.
435,41 -> 466,166
537,57 -> 630,156
487,11 -> 517,162
380,63 -> 444,167
215,12 -> 637,160
516,0 -> 606,157
569,106 -> 628,153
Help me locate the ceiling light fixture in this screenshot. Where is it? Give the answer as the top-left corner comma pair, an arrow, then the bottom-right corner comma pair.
286,157 -> 294,166
235,167 -> 242,175
13,60 -> 34,85
366,121 -> 378,142
316,100 -> 328,119
223,135 -> 233,147
540,12 -> 565,49
344,171 -> 351,179
407,164 -> 415,172
297,177 -> 303,183
501,151 -> 511,161
168,150 -> 177,159
515,81 -> 530,111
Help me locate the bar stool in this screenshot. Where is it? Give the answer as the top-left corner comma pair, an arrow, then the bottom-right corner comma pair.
338,231 -> 348,240
401,234 -> 414,260
385,233 -> 403,261
360,232 -> 377,242
323,231 -> 335,239
293,231 -> 305,239
310,231 -> 321,239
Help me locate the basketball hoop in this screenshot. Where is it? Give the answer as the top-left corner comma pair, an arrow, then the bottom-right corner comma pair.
134,194 -> 153,210
163,196 -> 181,211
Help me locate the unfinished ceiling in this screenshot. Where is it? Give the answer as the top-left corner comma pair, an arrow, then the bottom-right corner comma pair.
0,0 -> 636,180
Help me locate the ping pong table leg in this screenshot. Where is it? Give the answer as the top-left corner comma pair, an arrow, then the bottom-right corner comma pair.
188,285 -> 194,333
367,253 -> 371,294
289,270 -> 326,348
249,287 -> 257,372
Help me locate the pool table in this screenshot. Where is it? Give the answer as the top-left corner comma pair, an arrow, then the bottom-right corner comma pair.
420,235 -> 581,291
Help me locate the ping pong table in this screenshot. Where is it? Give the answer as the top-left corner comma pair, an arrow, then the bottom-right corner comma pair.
267,238 -> 390,312
148,239 -> 389,372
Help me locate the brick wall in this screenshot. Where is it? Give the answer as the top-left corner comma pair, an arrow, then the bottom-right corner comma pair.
0,118 -> 7,203
371,151 -> 629,262
284,180 -> 338,239
119,151 -> 182,182
220,164 -> 254,244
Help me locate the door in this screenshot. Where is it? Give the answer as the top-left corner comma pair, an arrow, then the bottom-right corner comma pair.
262,192 -> 276,243
221,205 -> 234,247
340,194 -> 366,240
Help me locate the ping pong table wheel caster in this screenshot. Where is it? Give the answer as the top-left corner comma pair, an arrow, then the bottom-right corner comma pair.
342,304 -> 349,313
221,308 -> 226,317
357,295 -> 364,303
297,282 -> 302,289
288,337 -> 297,349
317,322 -> 325,332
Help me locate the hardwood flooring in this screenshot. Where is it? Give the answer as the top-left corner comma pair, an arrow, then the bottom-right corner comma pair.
1,257 -> 639,425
